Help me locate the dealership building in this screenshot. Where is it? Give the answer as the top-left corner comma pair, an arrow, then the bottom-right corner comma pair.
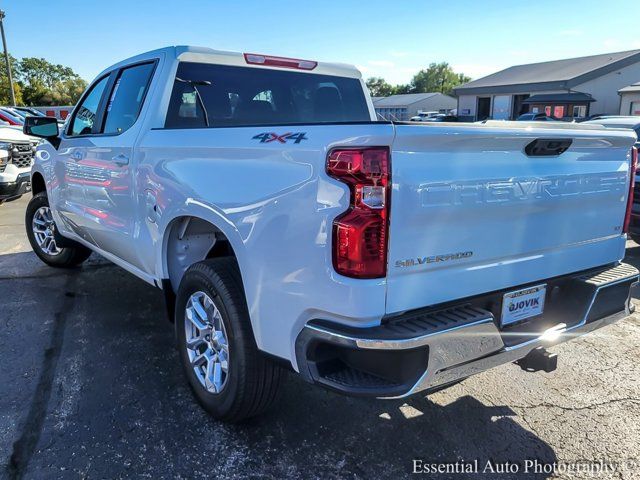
373,93 -> 456,121
619,82 -> 640,116
453,49 -> 640,121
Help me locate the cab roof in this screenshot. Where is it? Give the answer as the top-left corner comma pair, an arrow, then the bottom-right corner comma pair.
98,45 -> 362,80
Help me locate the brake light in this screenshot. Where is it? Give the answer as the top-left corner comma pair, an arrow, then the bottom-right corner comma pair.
327,147 -> 390,278
623,146 -> 638,234
244,53 -> 317,70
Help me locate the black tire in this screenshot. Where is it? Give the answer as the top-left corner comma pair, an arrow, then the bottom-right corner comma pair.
25,192 -> 92,268
176,257 -> 283,422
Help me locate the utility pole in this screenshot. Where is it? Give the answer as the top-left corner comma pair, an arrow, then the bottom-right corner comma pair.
0,10 -> 15,106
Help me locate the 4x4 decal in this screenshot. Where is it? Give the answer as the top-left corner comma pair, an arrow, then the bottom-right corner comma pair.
252,132 -> 308,144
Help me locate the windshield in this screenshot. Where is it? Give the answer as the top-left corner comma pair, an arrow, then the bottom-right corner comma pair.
166,62 -> 371,128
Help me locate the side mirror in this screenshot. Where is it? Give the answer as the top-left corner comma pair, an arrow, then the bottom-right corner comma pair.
24,116 -> 60,147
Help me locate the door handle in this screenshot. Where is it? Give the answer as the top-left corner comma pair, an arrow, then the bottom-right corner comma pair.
112,154 -> 130,166
525,138 -> 572,157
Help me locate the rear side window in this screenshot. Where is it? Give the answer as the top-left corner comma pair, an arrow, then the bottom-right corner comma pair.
103,63 -> 155,134
69,75 -> 109,136
165,62 -> 370,128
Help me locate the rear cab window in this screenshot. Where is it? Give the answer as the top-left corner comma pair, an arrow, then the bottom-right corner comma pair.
103,62 -> 155,134
165,62 -> 370,128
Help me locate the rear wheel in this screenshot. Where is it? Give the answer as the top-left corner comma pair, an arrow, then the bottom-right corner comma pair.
176,258 -> 284,422
25,192 -> 92,268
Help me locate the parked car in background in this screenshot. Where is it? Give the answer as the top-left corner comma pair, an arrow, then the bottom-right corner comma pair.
583,116 -> 640,139
8,106 -> 66,128
14,106 -> 48,117
23,46 -> 639,423
0,108 -> 24,126
584,116 -> 640,242
410,111 -> 439,121
5,106 -> 36,120
421,114 -> 458,122
0,127 -> 37,203
517,112 -> 558,121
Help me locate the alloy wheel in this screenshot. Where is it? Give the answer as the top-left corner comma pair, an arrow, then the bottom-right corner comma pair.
32,206 -> 62,256
184,291 -> 230,394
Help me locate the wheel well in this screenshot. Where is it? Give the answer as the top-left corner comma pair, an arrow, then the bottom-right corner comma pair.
31,172 -> 46,195
165,216 -> 236,293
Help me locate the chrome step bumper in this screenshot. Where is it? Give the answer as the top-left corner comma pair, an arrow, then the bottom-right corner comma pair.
295,262 -> 639,398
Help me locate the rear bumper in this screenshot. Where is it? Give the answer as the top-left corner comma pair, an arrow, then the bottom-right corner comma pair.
0,172 -> 31,202
295,262 -> 639,398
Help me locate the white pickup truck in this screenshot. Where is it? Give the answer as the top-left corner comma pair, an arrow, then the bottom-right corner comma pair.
0,127 -> 38,204
24,46 -> 640,422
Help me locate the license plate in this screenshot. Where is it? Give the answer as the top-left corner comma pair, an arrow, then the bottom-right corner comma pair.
501,284 -> 546,327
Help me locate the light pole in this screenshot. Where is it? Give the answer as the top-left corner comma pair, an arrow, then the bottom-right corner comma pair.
0,10 -> 15,106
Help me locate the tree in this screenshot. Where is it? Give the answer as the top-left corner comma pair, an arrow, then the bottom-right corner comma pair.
409,62 -> 471,95
392,84 -> 411,95
14,57 -> 87,106
0,75 -> 22,105
366,77 -> 395,97
0,53 -> 23,105
365,63 -> 471,99
16,57 -> 78,89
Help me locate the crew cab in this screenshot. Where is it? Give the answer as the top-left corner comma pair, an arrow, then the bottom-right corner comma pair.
24,46 -> 640,422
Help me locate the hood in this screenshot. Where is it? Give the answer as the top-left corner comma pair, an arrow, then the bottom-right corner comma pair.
0,126 -> 37,143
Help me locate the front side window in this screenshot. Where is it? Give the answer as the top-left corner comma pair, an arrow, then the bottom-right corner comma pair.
165,62 -> 370,128
103,63 -> 155,134
69,76 -> 109,136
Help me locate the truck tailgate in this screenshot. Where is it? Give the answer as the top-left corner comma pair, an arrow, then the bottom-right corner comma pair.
386,122 -> 636,314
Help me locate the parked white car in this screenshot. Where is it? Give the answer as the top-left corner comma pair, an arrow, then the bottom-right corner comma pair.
583,116 -> 640,141
409,110 -> 439,121
23,46 -> 640,422
0,127 -> 38,203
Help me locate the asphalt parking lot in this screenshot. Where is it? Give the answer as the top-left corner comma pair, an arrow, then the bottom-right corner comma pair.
1,195 -> 640,479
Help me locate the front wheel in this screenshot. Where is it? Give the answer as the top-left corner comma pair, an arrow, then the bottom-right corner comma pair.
25,192 -> 92,268
176,258 -> 284,422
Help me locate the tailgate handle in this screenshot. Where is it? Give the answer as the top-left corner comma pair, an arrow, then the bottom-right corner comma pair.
525,138 -> 572,157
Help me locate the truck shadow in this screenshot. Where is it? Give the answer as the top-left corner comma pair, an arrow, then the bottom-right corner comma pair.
1,250 -> 559,479
243,383 -> 558,479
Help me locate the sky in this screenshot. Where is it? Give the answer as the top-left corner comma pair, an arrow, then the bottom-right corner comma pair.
5,0 -> 640,85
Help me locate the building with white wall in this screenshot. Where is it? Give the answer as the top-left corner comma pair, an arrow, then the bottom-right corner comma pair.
453,50 -> 640,122
619,82 -> 640,116
373,93 -> 456,121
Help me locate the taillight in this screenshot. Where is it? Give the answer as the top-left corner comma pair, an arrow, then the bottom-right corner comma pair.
243,53 -> 317,70
623,146 -> 638,234
327,147 -> 390,278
